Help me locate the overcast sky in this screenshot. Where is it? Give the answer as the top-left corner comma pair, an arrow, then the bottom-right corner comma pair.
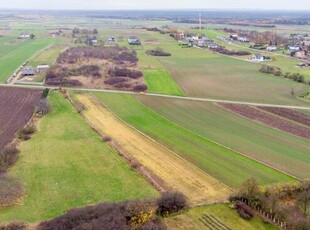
1,0 -> 310,10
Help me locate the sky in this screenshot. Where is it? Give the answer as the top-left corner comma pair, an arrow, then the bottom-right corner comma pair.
1,0 -> 310,10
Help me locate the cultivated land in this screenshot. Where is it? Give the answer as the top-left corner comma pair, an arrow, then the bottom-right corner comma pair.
91,92 -> 296,188
220,103 -> 310,140
157,43 -> 309,105
0,91 -> 157,223
73,93 -> 231,205
165,204 -> 278,230
0,35 -> 58,83
138,96 -> 310,179
0,87 -> 41,151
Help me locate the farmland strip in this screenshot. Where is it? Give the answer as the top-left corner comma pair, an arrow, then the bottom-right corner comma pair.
75,94 -> 231,205
220,103 -> 310,140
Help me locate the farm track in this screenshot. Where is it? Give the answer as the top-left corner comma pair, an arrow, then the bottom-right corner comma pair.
1,83 -> 310,110
220,103 -> 310,140
0,87 -> 41,151
75,94 -> 231,206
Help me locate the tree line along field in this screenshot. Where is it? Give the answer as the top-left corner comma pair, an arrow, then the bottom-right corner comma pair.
0,87 -> 41,151
137,96 -> 310,180
0,91 -> 158,223
91,92 -> 296,188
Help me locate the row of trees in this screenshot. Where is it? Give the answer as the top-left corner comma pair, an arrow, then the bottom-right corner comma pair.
231,178 -> 310,230
259,65 -> 308,84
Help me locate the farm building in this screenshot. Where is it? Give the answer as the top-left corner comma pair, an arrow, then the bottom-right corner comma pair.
86,36 -> 98,45
51,32 -> 62,38
37,65 -> 50,71
18,32 -> 31,39
22,67 -> 37,76
108,37 -> 117,42
288,46 -> 301,51
251,54 -> 269,62
237,37 -> 250,42
208,43 -> 218,49
266,46 -> 278,51
128,36 -> 141,45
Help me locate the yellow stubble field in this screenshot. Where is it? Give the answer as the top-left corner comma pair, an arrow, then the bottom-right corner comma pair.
75,94 -> 231,205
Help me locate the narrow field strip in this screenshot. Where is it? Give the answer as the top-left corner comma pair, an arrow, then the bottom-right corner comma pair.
76,94 -> 231,205
220,103 -> 310,140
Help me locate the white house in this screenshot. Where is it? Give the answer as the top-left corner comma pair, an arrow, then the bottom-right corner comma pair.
237,37 -> 249,42
208,43 -> 218,49
18,32 -> 31,39
288,46 -> 301,51
266,46 -> 278,52
251,54 -> 267,62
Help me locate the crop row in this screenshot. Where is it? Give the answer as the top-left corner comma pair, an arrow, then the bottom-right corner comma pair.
199,214 -> 231,230
257,106 -> 310,127
220,103 -> 310,140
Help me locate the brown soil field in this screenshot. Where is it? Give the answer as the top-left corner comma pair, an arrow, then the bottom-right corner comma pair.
257,106 -> 310,127
75,94 -> 231,205
220,103 -> 310,140
0,87 -> 41,151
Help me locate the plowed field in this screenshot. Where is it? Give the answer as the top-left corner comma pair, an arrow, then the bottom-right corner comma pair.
0,87 -> 41,151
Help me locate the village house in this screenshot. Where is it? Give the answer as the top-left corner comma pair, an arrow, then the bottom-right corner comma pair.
229,34 -> 238,41
107,37 -> 117,43
128,36 -> 141,45
251,54 -> 269,62
18,32 -> 31,39
51,32 -> 62,38
288,45 -> 301,51
266,46 -> 278,52
208,43 -> 218,49
86,36 -> 98,45
22,67 -> 37,76
237,37 -> 250,42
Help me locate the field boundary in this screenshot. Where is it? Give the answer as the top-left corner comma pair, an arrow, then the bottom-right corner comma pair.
133,96 -> 302,181
218,103 -> 310,141
87,93 -> 234,194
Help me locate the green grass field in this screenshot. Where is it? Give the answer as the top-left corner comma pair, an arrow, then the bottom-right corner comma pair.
165,204 -> 278,230
92,92 -> 296,188
0,36 -> 55,83
138,96 -> 310,179
143,69 -> 184,95
156,41 -> 309,105
0,92 -> 157,223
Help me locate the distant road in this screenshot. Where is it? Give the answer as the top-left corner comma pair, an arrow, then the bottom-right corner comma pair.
1,83 -> 310,110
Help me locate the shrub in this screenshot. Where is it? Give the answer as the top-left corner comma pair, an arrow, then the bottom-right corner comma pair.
0,222 -> 27,230
133,84 -> 148,92
36,98 -> 50,115
103,136 -> 112,142
109,68 -> 143,79
17,125 -> 36,141
157,192 -> 187,216
105,77 -> 128,85
0,147 -> 20,171
0,175 -> 23,207
146,50 -> 172,57
38,199 -> 163,230
235,201 -> 255,219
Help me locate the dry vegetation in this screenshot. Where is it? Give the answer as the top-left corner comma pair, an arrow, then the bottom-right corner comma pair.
74,94 -> 231,205
45,46 -> 147,91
